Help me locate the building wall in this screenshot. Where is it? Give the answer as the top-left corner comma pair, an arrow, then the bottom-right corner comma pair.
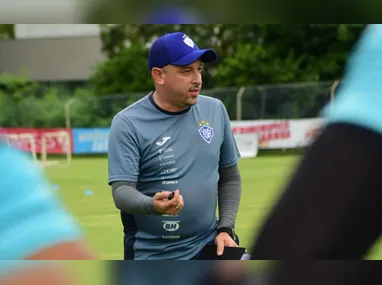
0,25 -> 108,81
0,36 -> 106,81
14,24 -> 101,39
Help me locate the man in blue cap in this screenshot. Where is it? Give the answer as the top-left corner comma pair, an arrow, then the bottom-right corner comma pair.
108,32 -> 243,260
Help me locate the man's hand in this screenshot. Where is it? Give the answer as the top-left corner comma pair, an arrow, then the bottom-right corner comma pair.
215,232 -> 238,256
153,189 -> 184,215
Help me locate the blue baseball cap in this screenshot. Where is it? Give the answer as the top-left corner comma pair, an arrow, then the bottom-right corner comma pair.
148,32 -> 217,70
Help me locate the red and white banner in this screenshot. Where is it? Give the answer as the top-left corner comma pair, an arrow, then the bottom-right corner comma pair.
0,118 -> 326,157
0,128 -> 72,154
231,118 -> 326,151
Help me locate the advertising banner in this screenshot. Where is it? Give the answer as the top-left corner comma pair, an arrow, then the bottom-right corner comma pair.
231,118 -> 325,149
72,128 -> 109,154
0,128 -> 72,154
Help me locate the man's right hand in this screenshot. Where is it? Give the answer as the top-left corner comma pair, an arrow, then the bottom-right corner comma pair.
153,189 -> 184,215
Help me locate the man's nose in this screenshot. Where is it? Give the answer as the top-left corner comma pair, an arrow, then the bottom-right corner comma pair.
191,72 -> 202,85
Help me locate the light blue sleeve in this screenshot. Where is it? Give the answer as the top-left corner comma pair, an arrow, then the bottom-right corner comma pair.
108,114 -> 140,184
219,101 -> 241,168
324,24 -> 382,135
0,145 -> 83,260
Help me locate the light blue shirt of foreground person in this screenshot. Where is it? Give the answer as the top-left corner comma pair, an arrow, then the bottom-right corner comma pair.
0,142 -> 82,264
325,24 -> 382,135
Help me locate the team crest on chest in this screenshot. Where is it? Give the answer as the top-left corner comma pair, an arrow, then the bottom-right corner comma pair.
198,121 -> 214,144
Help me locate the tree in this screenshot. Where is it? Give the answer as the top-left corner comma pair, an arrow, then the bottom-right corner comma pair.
0,74 -> 67,127
214,24 -> 366,87
95,24 -> 366,91
90,41 -> 153,95
0,24 -> 14,39
95,24 -> 261,93
90,24 -> 367,120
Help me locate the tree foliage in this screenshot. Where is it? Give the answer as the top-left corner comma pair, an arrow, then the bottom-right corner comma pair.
0,24 -> 14,39
93,24 -> 366,94
1,25 -> 368,127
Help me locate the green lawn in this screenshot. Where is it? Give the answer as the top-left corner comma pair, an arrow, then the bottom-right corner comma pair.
44,154 -> 382,260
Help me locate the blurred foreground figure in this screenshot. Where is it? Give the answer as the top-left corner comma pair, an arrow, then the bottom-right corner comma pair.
251,23 -> 382,260
139,6 -> 207,24
0,141 -> 94,284
201,24 -> 382,285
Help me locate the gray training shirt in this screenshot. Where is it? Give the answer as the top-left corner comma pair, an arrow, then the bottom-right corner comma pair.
108,92 -> 241,260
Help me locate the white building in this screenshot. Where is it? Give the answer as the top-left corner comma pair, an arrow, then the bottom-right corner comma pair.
0,24 -> 107,82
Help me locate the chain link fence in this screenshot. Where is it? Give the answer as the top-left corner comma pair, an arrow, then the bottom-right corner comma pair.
0,81 -> 333,128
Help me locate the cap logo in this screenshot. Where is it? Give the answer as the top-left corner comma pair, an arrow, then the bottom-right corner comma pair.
183,34 -> 194,48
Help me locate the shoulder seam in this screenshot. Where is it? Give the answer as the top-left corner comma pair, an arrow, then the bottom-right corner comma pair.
118,94 -> 151,116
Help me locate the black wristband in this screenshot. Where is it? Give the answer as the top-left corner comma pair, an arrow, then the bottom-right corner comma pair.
217,227 -> 235,239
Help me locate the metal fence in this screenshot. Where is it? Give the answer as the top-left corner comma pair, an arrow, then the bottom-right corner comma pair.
0,81 -> 334,128
203,81 -> 333,120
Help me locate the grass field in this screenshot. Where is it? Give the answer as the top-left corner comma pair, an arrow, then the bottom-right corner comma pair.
44,153 -> 382,260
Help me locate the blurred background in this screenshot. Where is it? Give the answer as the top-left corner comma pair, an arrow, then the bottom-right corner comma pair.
0,23 -> 380,283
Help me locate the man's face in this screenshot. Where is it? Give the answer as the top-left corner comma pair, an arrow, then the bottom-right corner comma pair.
162,59 -> 203,108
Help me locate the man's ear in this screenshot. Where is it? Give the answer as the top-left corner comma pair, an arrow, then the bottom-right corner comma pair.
152,67 -> 165,85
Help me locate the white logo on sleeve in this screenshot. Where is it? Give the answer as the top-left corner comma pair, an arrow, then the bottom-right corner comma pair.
156,136 -> 171,146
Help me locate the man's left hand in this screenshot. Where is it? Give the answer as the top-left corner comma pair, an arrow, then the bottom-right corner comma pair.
215,232 -> 238,256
